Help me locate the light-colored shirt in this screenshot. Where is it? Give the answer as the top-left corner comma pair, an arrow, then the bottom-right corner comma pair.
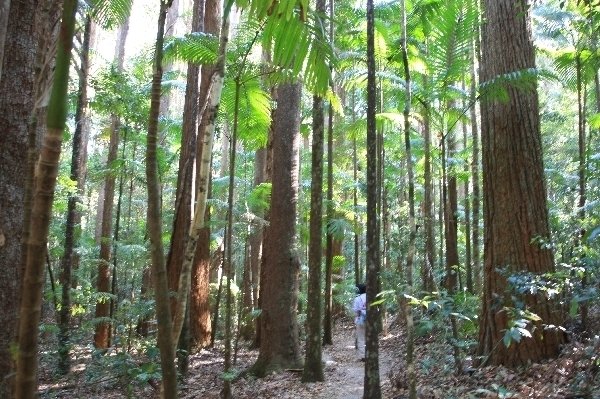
353,293 -> 366,324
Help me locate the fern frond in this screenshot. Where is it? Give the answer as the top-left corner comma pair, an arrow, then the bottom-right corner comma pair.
479,68 -> 556,103
220,73 -> 272,150
427,0 -> 477,97
88,0 -> 133,29
163,32 -> 219,65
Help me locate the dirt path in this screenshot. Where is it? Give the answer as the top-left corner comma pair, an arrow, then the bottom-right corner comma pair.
191,320 -> 399,399
320,323 -> 394,399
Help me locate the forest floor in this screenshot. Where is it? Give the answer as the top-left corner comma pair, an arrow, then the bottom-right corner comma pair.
39,315 -> 600,399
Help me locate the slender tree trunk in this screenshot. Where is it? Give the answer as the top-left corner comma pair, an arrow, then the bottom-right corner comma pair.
15,0 -> 77,396
470,10 -> 482,295
351,93 -> 360,286
422,100 -> 435,292
303,36 -> 325,380
443,126 -> 459,292
58,12 -> 92,374
400,1 -> 416,396
463,112 -> 473,294
365,0 -> 381,396
575,55 -> 588,330
477,0 -> 565,367
251,82 -> 303,377
221,73 -> 245,399
146,1 -> 178,396
323,84 -> 334,346
243,146 -> 266,341
94,18 -> 130,350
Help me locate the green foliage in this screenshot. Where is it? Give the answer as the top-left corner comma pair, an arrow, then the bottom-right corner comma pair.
500,307 -> 541,348
88,0 -> 134,29
221,74 -> 272,150
247,182 -> 272,214
163,32 -> 219,65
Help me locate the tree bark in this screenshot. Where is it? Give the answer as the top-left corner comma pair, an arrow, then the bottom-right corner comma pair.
0,0 -> 38,395
145,1 -> 178,396
171,0 -> 229,351
302,65 -> 325,381
165,0 -> 201,361
477,0 -> 565,367
251,82 -> 303,377
15,0 -> 77,396
188,0 -> 212,350
365,0 -> 382,396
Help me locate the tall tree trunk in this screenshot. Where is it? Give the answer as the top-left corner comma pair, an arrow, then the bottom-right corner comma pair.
351,92 -> 360,286
250,82 -> 303,377
575,55 -> 588,330
0,0 -> 38,395
422,99 -> 435,292
58,12 -> 92,374
241,146 -> 266,341
477,0 -> 565,367
188,0 -> 212,350
470,2 -> 482,295
220,82 -> 238,399
365,0 -> 381,396
15,0 -> 77,396
400,1 -> 416,396
323,82 -> 334,346
146,1 -> 178,396
166,0 -> 200,363
463,109 -> 473,294
172,2 -> 229,351
94,18 -> 130,350
443,126 -> 459,292
303,19 -> 326,378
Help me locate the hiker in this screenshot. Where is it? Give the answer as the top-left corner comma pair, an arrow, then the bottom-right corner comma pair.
352,283 -> 367,361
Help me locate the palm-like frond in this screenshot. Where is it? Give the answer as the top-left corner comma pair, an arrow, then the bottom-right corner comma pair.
163,32 -> 219,65
426,0 -> 477,97
259,6 -> 334,94
88,0 -> 133,29
479,68 -> 556,103
220,71 -> 272,150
